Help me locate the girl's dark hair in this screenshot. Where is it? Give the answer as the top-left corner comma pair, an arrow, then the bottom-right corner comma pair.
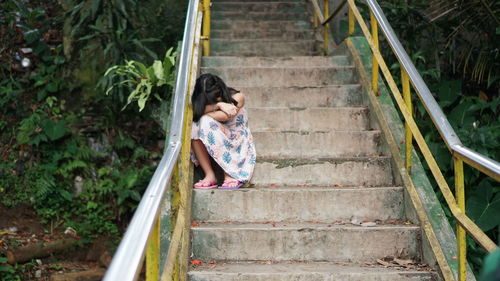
191,73 -> 239,122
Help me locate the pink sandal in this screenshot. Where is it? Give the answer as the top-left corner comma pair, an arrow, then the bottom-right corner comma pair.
218,180 -> 244,190
193,179 -> 217,189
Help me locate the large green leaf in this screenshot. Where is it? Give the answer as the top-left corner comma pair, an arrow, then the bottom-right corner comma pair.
466,180 -> 500,232
436,79 -> 461,107
40,119 -> 66,141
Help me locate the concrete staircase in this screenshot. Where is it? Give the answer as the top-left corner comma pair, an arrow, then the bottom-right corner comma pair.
189,0 -> 438,280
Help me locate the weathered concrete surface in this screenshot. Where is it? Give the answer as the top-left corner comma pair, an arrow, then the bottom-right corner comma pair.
191,223 -> 420,261
212,20 -> 311,31
212,11 -> 309,21
252,130 -> 382,158
212,29 -> 313,40
251,157 -> 394,186
187,1 -> 435,279
189,262 -> 438,281
210,39 -> 318,56
211,2 -> 307,13
239,85 -> 363,108
202,66 -> 356,86
202,56 -> 351,67
247,107 -> 369,131
215,0 -> 304,2
192,186 -> 404,222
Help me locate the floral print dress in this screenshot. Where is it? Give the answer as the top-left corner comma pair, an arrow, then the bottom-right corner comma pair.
191,106 -> 256,182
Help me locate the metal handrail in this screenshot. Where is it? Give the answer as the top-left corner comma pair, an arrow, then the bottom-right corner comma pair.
311,0 -> 499,280
366,0 -> 500,180
102,0 -> 200,279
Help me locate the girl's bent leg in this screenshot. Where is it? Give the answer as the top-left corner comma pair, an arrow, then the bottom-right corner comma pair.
191,139 -> 216,182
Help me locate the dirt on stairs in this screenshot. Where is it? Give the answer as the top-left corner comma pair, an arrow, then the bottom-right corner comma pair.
188,0 -> 438,280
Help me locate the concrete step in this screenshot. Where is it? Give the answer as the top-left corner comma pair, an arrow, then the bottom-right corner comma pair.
247,107 -> 369,131
211,29 -> 313,40
210,39 -> 319,56
202,56 -> 352,67
215,0 -> 306,2
251,157 -> 394,186
188,262 -> 438,281
191,222 -> 420,261
212,2 -> 307,13
253,130 -> 382,158
240,85 -> 363,108
192,186 -> 404,222
212,11 -> 309,21
202,67 -> 357,87
212,20 -> 311,31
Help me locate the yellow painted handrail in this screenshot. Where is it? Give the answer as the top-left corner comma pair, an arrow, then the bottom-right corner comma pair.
311,1 -> 499,281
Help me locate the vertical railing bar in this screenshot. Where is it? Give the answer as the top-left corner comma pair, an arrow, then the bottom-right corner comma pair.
323,0 -> 329,54
402,69 -> 412,173
454,157 -> 466,281
314,8 -> 318,28
370,10 -> 379,95
201,0 -> 210,56
348,0 -> 355,35
146,218 -> 161,281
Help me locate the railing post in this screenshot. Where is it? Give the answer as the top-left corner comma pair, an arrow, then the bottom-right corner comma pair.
323,0 -> 329,54
401,69 -> 412,173
313,8 -> 318,28
370,11 -> 379,95
454,157 -> 466,281
146,217 -> 160,281
348,0 -> 355,35
201,0 -> 210,56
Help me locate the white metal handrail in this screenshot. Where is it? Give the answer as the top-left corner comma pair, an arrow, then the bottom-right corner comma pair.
102,0 -> 200,279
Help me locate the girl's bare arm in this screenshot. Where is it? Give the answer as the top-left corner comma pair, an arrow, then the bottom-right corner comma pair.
203,93 -> 245,113
206,110 -> 230,122
204,103 -> 220,114
232,93 -> 245,108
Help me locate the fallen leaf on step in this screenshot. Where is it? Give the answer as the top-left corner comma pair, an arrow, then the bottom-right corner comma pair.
191,260 -> 202,265
269,184 -> 276,187
376,259 -> 392,267
191,222 -> 199,227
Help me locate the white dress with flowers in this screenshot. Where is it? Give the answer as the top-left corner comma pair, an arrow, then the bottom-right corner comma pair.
191,106 -> 256,182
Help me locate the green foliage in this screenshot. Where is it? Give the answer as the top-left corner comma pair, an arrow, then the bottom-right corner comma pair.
104,48 -> 177,111
0,256 -> 20,281
64,0 -> 187,101
0,0 -> 174,251
467,179 -> 500,232
379,0 -> 499,88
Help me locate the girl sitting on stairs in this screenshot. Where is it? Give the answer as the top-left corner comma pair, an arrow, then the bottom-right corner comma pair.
191,73 -> 256,189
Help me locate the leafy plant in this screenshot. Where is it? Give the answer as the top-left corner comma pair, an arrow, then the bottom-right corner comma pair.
104,48 -> 177,111
0,256 -> 20,281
